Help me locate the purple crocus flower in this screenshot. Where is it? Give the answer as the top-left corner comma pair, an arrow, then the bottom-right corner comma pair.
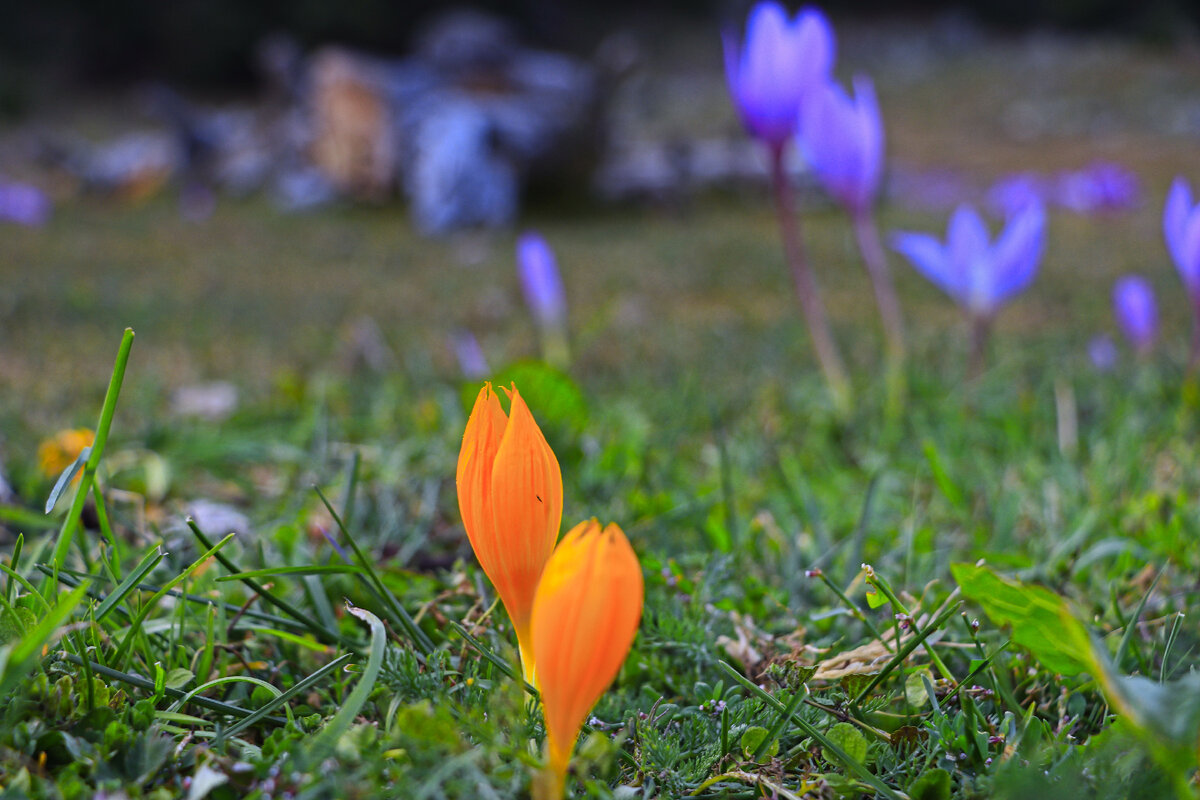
891,201 -> 1046,319
450,330 -> 490,380
516,231 -> 567,328
1055,162 -> 1140,215
1112,276 -> 1157,356
1088,335 -> 1118,372
723,2 -> 835,150
0,180 -> 52,227
797,75 -> 883,215
1164,176 -> 1200,300
986,173 -> 1050,218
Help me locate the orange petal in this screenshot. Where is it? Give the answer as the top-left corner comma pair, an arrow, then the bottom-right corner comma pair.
486,385 -> 563,639
456,383 -> 507,562
532,520 -> 644,781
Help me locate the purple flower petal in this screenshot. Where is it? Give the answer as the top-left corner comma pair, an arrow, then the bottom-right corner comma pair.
1088,335 -> 1118,371
1113,275 -> 1157,354
894,202 -> 1045,318
726,2 -> 835,147
516,231 -> 567,327
891,232 -> 961,301
988,200 -> 1045,307
1164,177 -> 1193,277
798,74 -> 883,214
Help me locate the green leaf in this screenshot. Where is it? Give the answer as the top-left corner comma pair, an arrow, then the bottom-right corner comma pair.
163,668 -> 193,690
865,586 -> 887,609
465,361 -> 588,435
951,563 -> 1094,676
908,767 -> 951,800
905,670 -> 931,708
823,722 -> 868,767
740,726 -> 773,758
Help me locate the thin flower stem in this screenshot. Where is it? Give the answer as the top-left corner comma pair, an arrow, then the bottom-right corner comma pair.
812,570 -> 893,652
851,211 -> 905,364
768,145 -> 852,416
852,211 -> 906,415
1190,304 -> 1200,371
968,315 -> 991,379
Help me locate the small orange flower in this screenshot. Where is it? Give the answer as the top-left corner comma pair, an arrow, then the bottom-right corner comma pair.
457,382 -> 563,684
36,428 -> 95,479
531,519 -> 644,798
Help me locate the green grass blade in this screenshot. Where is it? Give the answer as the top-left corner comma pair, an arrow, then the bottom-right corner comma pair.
1114,566 -> 1163,673
5,534 -> 24,605
214,564 -> 364,582
718,660 -> 903,800
0,581 -> 91,696
852,600 -> 962,706
113,532 -> 236,668
50,327 -> 134,573
448,620 -> 537,695
43,447 -> 90,514
309,604 -> 385,754
221,652 -> 353,740
56,652 -> 289,726
752,685 -> 808,760
94,544 -> 166,621
188,519 -> 349,646
314,485 -> 433,653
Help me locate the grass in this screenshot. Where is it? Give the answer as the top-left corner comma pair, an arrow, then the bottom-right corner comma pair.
1,22 -> 1200,800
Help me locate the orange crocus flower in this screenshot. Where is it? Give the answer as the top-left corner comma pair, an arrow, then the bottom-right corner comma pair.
37,428 -> 95,480
531,519 -> 644,798
457,382 -> 563,684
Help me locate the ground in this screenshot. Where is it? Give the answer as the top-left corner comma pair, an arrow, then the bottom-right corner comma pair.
0,17 -> 1198,800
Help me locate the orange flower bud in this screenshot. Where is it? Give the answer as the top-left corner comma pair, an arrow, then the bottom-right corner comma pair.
531,520 -> 644,797
457,382 -> 563,684
36,428 -> 95,480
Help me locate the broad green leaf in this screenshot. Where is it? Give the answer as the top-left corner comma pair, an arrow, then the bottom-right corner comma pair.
905,670 -> 931,708
951,563 -> 1094,676
823,722 -> 868,766
463,360 -> 588,435
908,767 -> 951,800
740,726 -> 776,758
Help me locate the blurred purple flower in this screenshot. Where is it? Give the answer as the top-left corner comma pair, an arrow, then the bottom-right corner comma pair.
1164,176 -> 1200,299
1088,335 -> 1118,372
723,2 -> 834,150
988,163 -> 1140,218
1055,162 -> 1140,214
451,330 -> 490,380
798,75 -> 883,215
986,173 -> 1050,218
1112,275 -> 1157,355
516,231 -> 567,328
0,180 -> 52,226
891,200 -> 1046,319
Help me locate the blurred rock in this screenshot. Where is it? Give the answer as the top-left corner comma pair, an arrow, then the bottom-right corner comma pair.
171,381 -> 239,421
187,499 -> 249,536
309,48 -> 399,201
77,131 -> 178,200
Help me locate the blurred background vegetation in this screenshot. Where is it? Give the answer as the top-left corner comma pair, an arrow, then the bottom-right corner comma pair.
0,0 -> 1196,98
